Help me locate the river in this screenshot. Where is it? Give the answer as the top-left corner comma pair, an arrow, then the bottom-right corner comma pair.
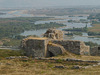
0,10 -> 100,44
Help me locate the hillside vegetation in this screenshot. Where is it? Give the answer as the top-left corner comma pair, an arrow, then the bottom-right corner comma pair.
0,17 -> 65,38
0,17 -> 66,46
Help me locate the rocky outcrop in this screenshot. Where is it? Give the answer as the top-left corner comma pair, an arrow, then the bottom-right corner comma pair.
43,28 -> 63,40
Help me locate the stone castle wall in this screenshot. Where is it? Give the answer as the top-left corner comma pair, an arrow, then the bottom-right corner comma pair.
51,40 -> 80,55
90,46 -> 100,56
43,28 -> 63,40
21,37 -> 90,58
47,43 -> 65,57
21,37 -> 48,57
51,40 -> 90,55
80,41 -> 90,55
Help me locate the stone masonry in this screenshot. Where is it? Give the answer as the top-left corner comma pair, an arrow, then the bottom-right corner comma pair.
21,38 -> 90,58
43,28 -> 63,40
21,37 -> 48,57
90,46 -> 100,56
51,40 -> 90,55
21,29 -> 90,58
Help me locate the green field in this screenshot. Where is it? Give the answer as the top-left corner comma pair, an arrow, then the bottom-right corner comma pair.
88,23 -> 100,32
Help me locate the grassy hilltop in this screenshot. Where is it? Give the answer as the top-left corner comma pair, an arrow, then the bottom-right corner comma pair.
0,49 -> 100,75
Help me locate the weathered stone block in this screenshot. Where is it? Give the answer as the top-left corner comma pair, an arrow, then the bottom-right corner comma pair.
51,40 -> 90,55
21,37 -> 48,58
90,46 -> 100,56
46,43 -> 66,57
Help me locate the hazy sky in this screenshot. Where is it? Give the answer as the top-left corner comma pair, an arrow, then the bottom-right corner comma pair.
0,0 -> 100,8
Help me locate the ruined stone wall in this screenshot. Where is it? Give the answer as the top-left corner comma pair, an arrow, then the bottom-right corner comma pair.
51,40 -> 90,55
46,43 -> 66,57
90,47 -> 98,56
51,40 -> 80,55
80,42 -> 90,55
43,28 -> 63,40
90,46 -> 100,56
21,38 -> 48,58
21,37 -> 90,58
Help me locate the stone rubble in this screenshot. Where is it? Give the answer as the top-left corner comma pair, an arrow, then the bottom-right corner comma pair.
54,66 -> 67,69
43,28 -> 63,40
6,56 -> 29,59
71,65 -> 83,69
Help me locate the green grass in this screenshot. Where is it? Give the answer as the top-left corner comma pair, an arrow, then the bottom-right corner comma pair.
2,39 -> 21,46
0,58 -> 100,75
0,49 -> 23,59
